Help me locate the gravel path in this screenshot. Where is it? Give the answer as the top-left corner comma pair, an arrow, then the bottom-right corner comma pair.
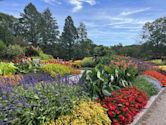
139,88 -> 166,125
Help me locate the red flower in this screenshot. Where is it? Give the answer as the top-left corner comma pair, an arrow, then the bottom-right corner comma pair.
108,110 -> 114,117
99,87 -> 148,125
144,70 -> 166,86
119,115 -> 125,121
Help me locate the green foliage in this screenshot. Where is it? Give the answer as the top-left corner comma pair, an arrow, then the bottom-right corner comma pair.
25,46 -> 53,60
81,64 -> 138,99
6,45 -> 25,60
59,16 -> 78,60
96,56 -> 111,65
81,57 -> 96,67
18,3 -> 42,46
0,40 -> 6,50
150,59 -> 165,65
0,40 -> 7,58
41,64 -> 72,77
16,59 -> 41,74
25,46 -> 39,57
38,51 -> 53,60
0,12 -> 16,44
40,8 -> 59,47
0,83 -> 87,125
133,76 -> 158,97
142,17 -> 166,58
94,45 -> 111,57
0,62 -> 17,75
112,44 -> 142,58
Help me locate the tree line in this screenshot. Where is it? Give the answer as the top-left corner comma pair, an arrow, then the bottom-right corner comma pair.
111,17 -> 166,60
0,2 -> 166,60
0,3 -> 112,60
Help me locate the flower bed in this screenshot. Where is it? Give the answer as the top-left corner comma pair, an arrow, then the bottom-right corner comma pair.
41,64 -> 80,77
157,65 -> 166,71
144,70 -> 166,86
48,101 -> 111,125
0,62 -> 17,75
41,59 -> 72,66
0,82 -> 86,125
0,73 -> 80,87
112,56 -> 155,72
99,87 -> 148,125
0,75 -> 23,86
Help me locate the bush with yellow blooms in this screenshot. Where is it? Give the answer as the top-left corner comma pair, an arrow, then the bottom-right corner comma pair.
46,101 -> 111,125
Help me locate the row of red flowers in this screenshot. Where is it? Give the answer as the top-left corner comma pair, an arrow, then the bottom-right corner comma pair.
98,87 -> 148,125
40,59 -> 72,67
144,70 -> 166,86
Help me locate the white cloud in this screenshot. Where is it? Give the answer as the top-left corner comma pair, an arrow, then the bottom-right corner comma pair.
120,8 -> 151,16
42,0 -> 62,5
69,0 -> 96,12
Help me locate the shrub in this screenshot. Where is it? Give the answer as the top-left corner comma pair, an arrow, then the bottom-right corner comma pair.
72,60 -> 81,68
6,45 -> 25,60
96,56 -> 111,65
0,40 -> 7,58
150,59 -> 164,65
25,46 -> 39,57
100,87 -> 148,125
144,70 -> 166,86
81,64 -> 138,99
0,83 -> 87,125
157,65 -> 166,71
0,62 -> 17,75
81,57 -> 96,67
133,76 -> 158,97
47,101 -> 111,125
38,51 -> 53,60
41,64 -> 80,77
41,59 -> 72,67
16,58 -> 41,74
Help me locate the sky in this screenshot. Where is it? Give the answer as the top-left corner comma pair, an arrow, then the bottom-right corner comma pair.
0,0 -> 166,46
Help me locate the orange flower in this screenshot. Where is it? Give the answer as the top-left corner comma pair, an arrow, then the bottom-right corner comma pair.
144,70 -> 166,86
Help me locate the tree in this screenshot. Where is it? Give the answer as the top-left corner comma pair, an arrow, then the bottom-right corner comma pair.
74,39 -> 95,59
40,8 -> 59,55
19,3 -> 42,46
77,22 -> 87,42
94,45 -> 111,57
74,22 -> 89,58
142,17 -> 166,58
60,16 -> 78,60
0,13 -> 16,44
41,8 -> 59,46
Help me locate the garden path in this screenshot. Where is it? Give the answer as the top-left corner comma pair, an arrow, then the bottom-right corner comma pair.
139,88 -> 166,125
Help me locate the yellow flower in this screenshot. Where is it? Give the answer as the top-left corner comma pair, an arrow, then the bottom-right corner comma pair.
47,101 -> 111,125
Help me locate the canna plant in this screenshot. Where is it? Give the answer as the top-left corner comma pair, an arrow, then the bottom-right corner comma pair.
81,63 -> 138,100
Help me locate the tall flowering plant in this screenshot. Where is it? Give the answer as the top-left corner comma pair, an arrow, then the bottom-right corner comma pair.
99,87 -> 148,125
82,64 -> 138,100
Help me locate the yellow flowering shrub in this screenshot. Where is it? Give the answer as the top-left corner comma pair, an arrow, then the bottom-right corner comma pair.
47,101 -> 111,125
157,65 -> 166,71
72,60 -> 81,68
150,59 -> 164,65
41,64 -> 80,77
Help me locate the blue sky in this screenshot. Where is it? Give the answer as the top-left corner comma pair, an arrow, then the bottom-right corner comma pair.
0,0 -> 166,46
